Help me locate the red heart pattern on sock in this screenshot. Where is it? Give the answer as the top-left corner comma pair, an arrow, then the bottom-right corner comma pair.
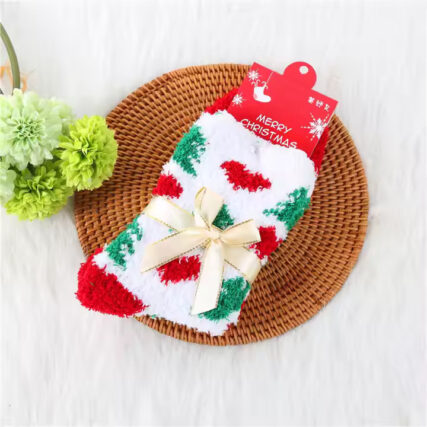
156,255 -> 201,285
250,226 -> 283,259
221,160 -> 271,192
152,173 -> 183,199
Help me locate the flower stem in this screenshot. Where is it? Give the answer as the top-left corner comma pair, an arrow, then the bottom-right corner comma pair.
0,23 -> 21,90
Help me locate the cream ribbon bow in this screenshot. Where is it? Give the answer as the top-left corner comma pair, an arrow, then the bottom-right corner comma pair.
141,187 -> 262,315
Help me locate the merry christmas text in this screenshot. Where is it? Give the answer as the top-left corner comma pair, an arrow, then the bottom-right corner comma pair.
241,114 -> 298,148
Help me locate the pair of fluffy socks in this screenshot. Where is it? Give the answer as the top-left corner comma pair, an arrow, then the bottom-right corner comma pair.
77,90 -> 329,336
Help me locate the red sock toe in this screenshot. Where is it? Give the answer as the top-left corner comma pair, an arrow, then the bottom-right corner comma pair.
76,250 -> 146,317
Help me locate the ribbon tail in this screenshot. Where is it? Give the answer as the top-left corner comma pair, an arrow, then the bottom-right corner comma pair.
141,229 -> 207,272
191,240 -> 225,315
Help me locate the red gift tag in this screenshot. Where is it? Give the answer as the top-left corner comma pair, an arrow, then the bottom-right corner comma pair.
227,62 -> 338,156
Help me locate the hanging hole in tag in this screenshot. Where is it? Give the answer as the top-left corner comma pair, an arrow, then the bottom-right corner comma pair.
299,65 -> 309,75
282,62 -> 317,89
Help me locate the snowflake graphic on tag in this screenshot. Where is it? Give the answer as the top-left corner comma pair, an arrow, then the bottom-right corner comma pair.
302,114 -> 328,140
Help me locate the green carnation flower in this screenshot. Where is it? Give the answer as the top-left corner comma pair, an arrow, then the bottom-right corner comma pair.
5,162 -> 73,220
0,89 -> 73,170
58,115 -> 117,190
0,159 -> 16,204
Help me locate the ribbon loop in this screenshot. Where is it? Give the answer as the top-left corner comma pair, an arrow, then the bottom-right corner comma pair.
221,220 -> 260,246
144,197 -> 194,231
141,187 -> 262,314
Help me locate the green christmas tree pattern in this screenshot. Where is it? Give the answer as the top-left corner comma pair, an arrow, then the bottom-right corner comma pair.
212,204 -> 235,230
201,276 -> 250,321
106,216 -> 143,268
172,125 -> 206,176
263,187 -> 311,230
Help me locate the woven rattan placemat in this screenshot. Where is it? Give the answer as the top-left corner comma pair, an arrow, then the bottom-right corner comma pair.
74,64 -> 369,345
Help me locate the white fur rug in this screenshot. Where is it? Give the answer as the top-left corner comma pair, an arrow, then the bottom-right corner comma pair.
1,0 -> 425,425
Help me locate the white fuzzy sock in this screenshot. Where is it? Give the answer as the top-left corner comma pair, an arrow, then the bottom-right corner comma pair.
77,110 -> 317,336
